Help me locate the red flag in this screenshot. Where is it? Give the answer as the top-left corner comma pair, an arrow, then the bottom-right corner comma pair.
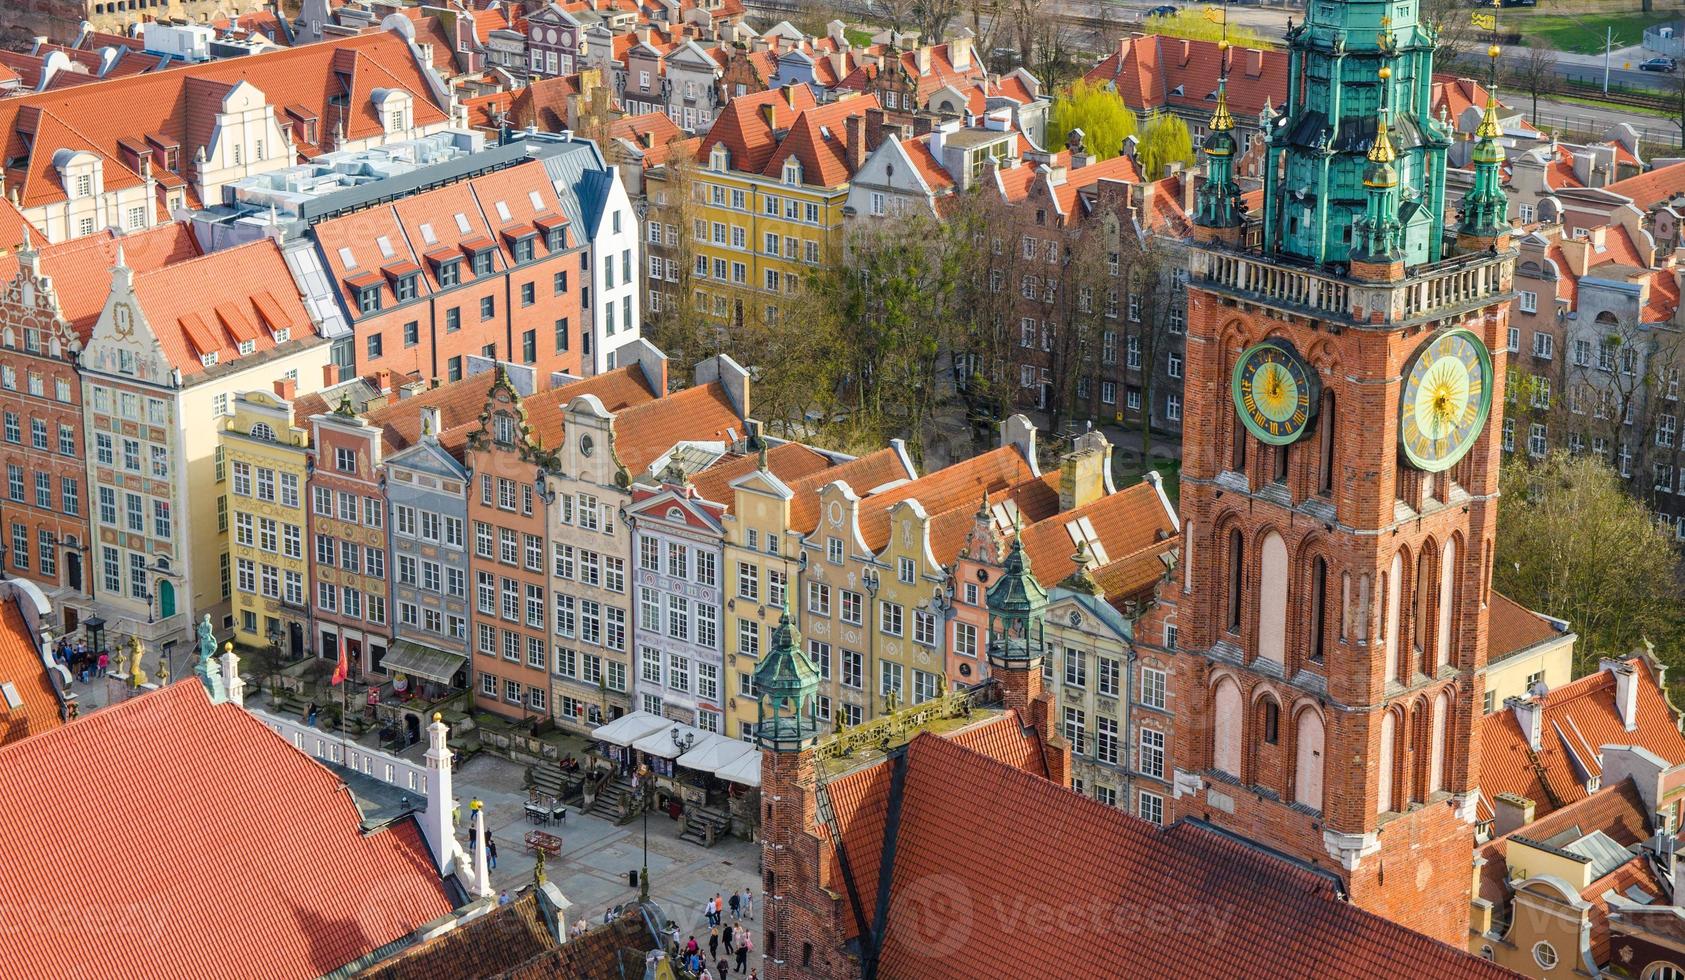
330,632 -> 348,686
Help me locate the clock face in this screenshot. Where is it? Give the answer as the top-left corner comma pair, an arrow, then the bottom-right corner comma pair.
1399,329 -> 1492,473
1231,340 -> 1318,445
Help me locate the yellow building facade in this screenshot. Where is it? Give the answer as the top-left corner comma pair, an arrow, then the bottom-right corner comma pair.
221,389 -> 312,653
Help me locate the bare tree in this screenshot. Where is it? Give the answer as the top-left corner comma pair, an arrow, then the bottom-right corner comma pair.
1509,44 -> 1558,122
916,0 -> 965,44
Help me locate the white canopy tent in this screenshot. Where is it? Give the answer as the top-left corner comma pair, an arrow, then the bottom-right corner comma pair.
676,735 -> 755,775
633,722 -> 715,760
715,746 -> 763,788
590,710 -> 670,748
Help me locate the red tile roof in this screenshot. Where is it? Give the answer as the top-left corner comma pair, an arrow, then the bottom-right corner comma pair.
858,445 -> 1034,551
1019,481 -> 1177,595
0,595 -> 61,746
1086,35 -> 1286,122
516,364 -> 661,450
605,381 -> 746,474
1488,591 -> 1563,662
697,84 -> 818,176
829,725 -> 1512,977
609,111 -> 692,168
0,32 -> 447,209
787,446 -> 914,532
130,238 -> 318,376
760,93 -> 878,187
0,680 -> 455,978
688,442 -> 836,510
0,222 -> 200,342
1601,160 -> 1685,211
1478,657 -> 1685,821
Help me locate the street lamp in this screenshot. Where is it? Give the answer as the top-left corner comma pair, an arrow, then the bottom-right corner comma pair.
636,761 -> 653,902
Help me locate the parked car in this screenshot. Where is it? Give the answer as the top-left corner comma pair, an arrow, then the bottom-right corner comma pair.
1500,0 -> 1536,7
1145,5 -> 1179,17
1641,57 -> 1678,72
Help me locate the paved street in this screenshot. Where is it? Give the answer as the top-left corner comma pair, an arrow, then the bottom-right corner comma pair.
450,753 -> 768,975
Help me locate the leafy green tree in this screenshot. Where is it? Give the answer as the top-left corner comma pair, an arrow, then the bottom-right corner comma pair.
1494,452 -> 1685,675
1049,81 -> 1138,161
1137,113 -> 1196,180
1142,9 -> 1268,48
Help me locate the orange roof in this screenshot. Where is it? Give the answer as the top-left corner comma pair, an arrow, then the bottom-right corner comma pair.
0,222 -> 200,342
927,472 -> 1061,563
1086,35 -> 1286,123
901,134 -> 954,191
1019,481 -> 1177,594
833,42 -> 987,106
760,94 -> 878,187
0,680 -> 454,978
1646,266 -> 1680,323
608,111 -> 687,168
1601,159 -> 1685,210
0,32 -> 447,209
606,382 -> 745,475
515,365 -> 662,449
0,197 -> 40,255
0,596 -> 61,746
1478,657 -> 1685,821
688,442 -> 836,511
369,375 -> 510,454
828,723 -> 1513,978
130,238 -> 317,377
1488,592 -> 1563,662
787,446 -> 913,532
858,445 -> 1034,552
504,73 -> 584,132
1431,76 -> 1507,123
697,84 -> 818,176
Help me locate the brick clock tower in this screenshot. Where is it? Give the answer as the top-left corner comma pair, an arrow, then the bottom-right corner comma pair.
1153,4 -> 1514,946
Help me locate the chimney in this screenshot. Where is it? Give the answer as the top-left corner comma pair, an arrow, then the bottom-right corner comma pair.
1602,658 -> 1640,731
373,367 -> 394,393
1182,171 -> 1197,215
273,377 -> 296,401
845,112 -> 867,173
752,36 -> 769,53
1492,792 -> 1536,836
1066,127 -> 1089,170
636,26 -> 651,45
950,33 -> 973,72
915,45 -> 931,75
422,713 -> 458,875
1505,694 -> 1543,750
221,644 -> 244,707
1058,437 -> 1109,511
321,363 -> 338,388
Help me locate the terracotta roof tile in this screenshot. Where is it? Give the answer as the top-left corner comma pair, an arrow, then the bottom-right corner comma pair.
1601,160 -> 1685,210
0,681 -> 455,978
1019,481 -> 1177,595
1085,35 -> 1286,122
519,364 -> 660,447
1478,658 -> 1685,821
605,382 -> 745,475
131,238 -> 318,377
926,472 -> 1061,563
760,94 -> 878,187
787,447 -> 913,532
1488,592 -> 1563,662
857,445 -> 1033,551
0,596 -> 61,746
697,84 -> 818,176
843,729 -> 1514,978
688,442 -> 836,511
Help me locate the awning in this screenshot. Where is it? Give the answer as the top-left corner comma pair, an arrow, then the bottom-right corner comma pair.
634,722 -> 711,760
716,746 -> 762,788
380,640 -> 467,686
676,735 -> 753,775
590,710 -> 670,748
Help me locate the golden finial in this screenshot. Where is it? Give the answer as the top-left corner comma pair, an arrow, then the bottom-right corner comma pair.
433,711 -> 443,723
1368,113 -> 1397,166
1210,82 -> 1234,134
1475,95 -> 1502,142
1378,66 -> 1392,80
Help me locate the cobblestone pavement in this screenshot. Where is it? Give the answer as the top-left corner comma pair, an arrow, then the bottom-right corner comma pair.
452,752 -> 768,975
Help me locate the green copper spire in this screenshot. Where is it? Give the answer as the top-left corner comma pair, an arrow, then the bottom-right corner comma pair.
1459,44 -> 1510,243
753,602 -> 821,752
1194,46 -> 1244,233
1354,111 -> 1404,263
985,532 -> 1049,670
1262,0 -> 1451,268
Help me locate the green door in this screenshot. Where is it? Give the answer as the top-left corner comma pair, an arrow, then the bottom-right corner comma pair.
158,580 -> 176,619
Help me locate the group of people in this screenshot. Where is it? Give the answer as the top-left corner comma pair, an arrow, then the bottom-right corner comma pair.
52,638 -> 104,683
679,889 -> 755,977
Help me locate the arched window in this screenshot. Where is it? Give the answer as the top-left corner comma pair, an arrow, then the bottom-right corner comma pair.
1262,699 -> 1280,744
1182,521 -> 1195,595
1257,531 -> 1288,666
1212,678 -> 1241,776
1412,548 -> 1431,659
1226,529 -> 1244,633
1428,690 -> 1449,794
249,422 -> 274,441
1318,392 -> 1336,495
1294,709 -> 1325,810
1436,537 -> 1457,670
1309,556 -> 1328,663
1377,711 -> 1397,814
1384,551 -> 1403,682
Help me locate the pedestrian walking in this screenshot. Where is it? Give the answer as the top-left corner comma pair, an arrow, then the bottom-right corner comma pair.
709,927 -> 720,960
713,892 -> 724,927
717,959 -> 730,980
96,651 -> 108,677
722,922 -> 734,952
735,936 -> 749,975
487,835 -> 498,870
729,890 -> 741,922
742,888 -> 754,921
498,891 -> 511,905
685,936 -> 700,961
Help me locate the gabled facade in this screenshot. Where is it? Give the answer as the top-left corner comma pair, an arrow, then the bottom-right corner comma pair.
627,481 -> 727,729
307,399 -> 390,676
384,405 -> 474,695
80,238 -> 329,655
221,385 -> 310,655
527,4 -> 587,79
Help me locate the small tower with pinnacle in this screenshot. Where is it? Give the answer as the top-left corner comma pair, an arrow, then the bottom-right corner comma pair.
984,531 -> 1067,786
1193,39 -> 1244,243
1458,42 -> 1512,253
1351,102 -> 1406,282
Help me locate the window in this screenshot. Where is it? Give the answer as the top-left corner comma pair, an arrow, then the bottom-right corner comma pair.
954,621 -> 977,658
1532,331 -> 1553,360
1140,666 -> 1166,709
1533,943 -> 1558,970
1529,422 -> 1547,458
1138,791 -> 1164,826
1063,707 -> 1087,754
878,601 -> 903,637
1506,326 -> 1520,353
879,660 -> 903,699
737,562 -> 759,601
1139,728 -> 1165,779
842,650 -> 863,689
1063,649 -> 1086,688
1097,716 -> 1119,764
1518,290 -> 1537,314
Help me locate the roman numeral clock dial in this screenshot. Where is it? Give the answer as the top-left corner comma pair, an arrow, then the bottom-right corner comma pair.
1231,340 -> 1319,445
1399,329 -> 1493,473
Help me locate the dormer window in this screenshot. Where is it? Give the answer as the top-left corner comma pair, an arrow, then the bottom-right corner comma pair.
493,413 -> 516,445
710,145 -> 729,172
547,228 -> 565,251
250,422 -> 274,441
471,248 -> 495,276
394,273 -> 418,302
782,160 -> 801,186
357,285 -> 382,314
237,339 -> 256,356
437,259 -> 461,287
512,236 -> 535,263
73,174 -> 91,197
200,352 -> 218,368
274,328 -> 291,344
